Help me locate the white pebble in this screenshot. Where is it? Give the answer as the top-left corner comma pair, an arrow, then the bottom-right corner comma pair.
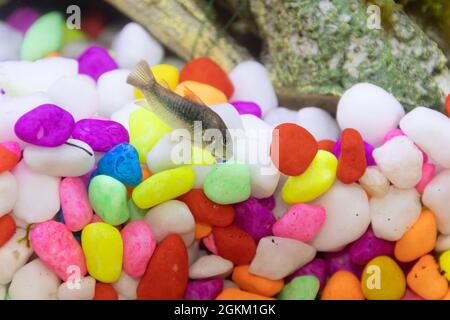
112,271 -> 139,300
146,133 -> 184,174
57,276 -> 96,300
23,139 -> 95,177
192,165 -> 213,189
0,22 -> 23,61
372,136 -> 423,189
272,175 -> 290,219
370,186 -> 421,241
249,236 -> 316,280
400,106 -> 450,169
189,255 -> 234,279
311,181 -> 370,251
187,240 -> 201,266
110,101 -> 142,131
112,22 -> 164,69
436,234 -> 450,253
0,228 -> 34,285
296,107 -> 340,141
0,284 -> 5,300
229,61 -> 278,116
358,166 -> 389,198
422,170 -> 450,235
97,69 -> 135,117
263,107 -> 298,127
9,259 -> 60,300
337,83 -> 405,146
12,161 -> 60,224
47,74 -> 99,120
0,171 -> 18,217
144,200 -> 195,246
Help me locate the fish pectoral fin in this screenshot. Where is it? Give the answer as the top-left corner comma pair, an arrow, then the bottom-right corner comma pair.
127,60 -> 155,88
183,86 -> 207,106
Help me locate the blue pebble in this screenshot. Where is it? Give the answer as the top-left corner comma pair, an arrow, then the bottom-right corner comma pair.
97,142 -> 142,186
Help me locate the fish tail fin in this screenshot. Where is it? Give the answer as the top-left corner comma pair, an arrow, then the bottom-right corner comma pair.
127,60 -> 155,88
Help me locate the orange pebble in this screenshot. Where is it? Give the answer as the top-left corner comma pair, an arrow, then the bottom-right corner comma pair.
0,214 -> 16,247
445,94 -> 450,117
127,165 -> 151,198
232,265 -> 284,297
318,139 -> 335,153
175,81 -> 227,106
336,128 -> 366,184
94,282 -> 118,300
0,145 -> 19,173
195,222 -> 212,240
407,255 -> 448,300
46,52 -> 61,58
441,288 -> 450,300
321,271 -> 365,300
216,288 -> 274,300
394,210 -> 437,262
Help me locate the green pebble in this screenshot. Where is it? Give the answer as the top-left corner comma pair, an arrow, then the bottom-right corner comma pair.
203,162 -> 251,205
89,175 -> 130,225
127,198 -> 147,222
5,292 -> 10,300
278,276 -> 320,300
21,11 -> 64,61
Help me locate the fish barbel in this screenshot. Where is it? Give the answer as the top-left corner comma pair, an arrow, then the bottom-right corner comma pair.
127,60 -> 233,160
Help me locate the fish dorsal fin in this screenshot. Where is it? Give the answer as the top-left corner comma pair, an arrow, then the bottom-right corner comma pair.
183,86 -> 207,106
127,60 -> 155,88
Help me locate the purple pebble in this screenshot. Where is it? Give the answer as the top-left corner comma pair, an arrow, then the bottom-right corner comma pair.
6,7 -> 40,34
332,138 -> 376,166
234,197 -> 276,241
185,279 -> 223,300
14,104 -> 75,147
77,45 -> 118,81
285,258 -> 327,291
72,119 -> 129,152
230,101 -> 262,118
257,196 -> 275,211
349,227 -> 395,266
324,246 -> 362,278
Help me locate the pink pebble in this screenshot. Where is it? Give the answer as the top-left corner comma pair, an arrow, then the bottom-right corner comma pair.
383,129 -> 404,143
121,221 -> 156,278
272,204 -> 326,242
202,233 -> 218,254
415,163 -> 435,194
30,221 -> 86,281
60,177 -> 93,232
0,141 -> 21,159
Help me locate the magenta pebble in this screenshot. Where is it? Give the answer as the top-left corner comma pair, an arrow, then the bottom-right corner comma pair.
324,246 -> 362,278
285,258 -> 327,290
77,45 -> 118,81
349,227 -> 395,265
230,101 -> 262,118
6,7 -> 40,34
234,197 -> 276,241
14,104 -> 74,147
72,119 -> 129,152
332,138 -> 375,166
184,279 -> 224,300
257,195 -> 275,211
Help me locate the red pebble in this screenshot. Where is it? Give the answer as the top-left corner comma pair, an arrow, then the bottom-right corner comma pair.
336,128 -> 366,184
213,224 -> 256,265
137,234 -> 188,300
0,214 -> 16,247
179,57 -> 234,98
318,139 -> 336,153
178,189 -> 234,227
81,10 -> 105,40
94,283 -> 118,300
270,123 -> 318,176
446,94 -> 450,117
0,145 -> 18,173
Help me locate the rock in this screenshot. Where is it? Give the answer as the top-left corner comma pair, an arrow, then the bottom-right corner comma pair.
370,186 -> 422,241
231,264 -> 284,297
57,276 -> 96,300
349,227 -> 395,266
358,166 -> 390,198
0,172 -> 18,216
249,236 -> 316,280
321,270 -> 364,300
110,102 -> 142,132
400,107 -> 450,169
296,107 -> 340,141
112,22 -> 164,69
112,271 -> 139,300
185,279 -> 223,300
77,45 -> 118,81
189,255 -> 233,279
278,275 -> 319,300
263,107 -> 298,127
372,136 -> 423,189
422,170 -> 450,235
231,101 -> 262,118
97,69 -> 135,117
407,255 -> 448,300
310,181 -> 370,252
6,7 -> 40,34
213,224 -> 256,265
60,177 -> 93,232
337,83 -> 405,146
0,22 -> 23,61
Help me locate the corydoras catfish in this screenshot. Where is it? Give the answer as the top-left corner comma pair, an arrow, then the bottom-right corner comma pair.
127,60 -> 233,160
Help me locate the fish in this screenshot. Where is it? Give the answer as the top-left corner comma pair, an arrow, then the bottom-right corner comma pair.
127,60 -> 233,160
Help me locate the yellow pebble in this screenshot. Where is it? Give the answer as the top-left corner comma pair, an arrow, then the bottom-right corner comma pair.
132,166 -> 195,209
191,146 -> 216,165
81,222 -> 123,283
129,107 -> 172,163
439,250 -> 450,281
282,150 -> 337,204
175,81 -> 227,106
361,256 -> 405,300
134,64 -> 179,98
